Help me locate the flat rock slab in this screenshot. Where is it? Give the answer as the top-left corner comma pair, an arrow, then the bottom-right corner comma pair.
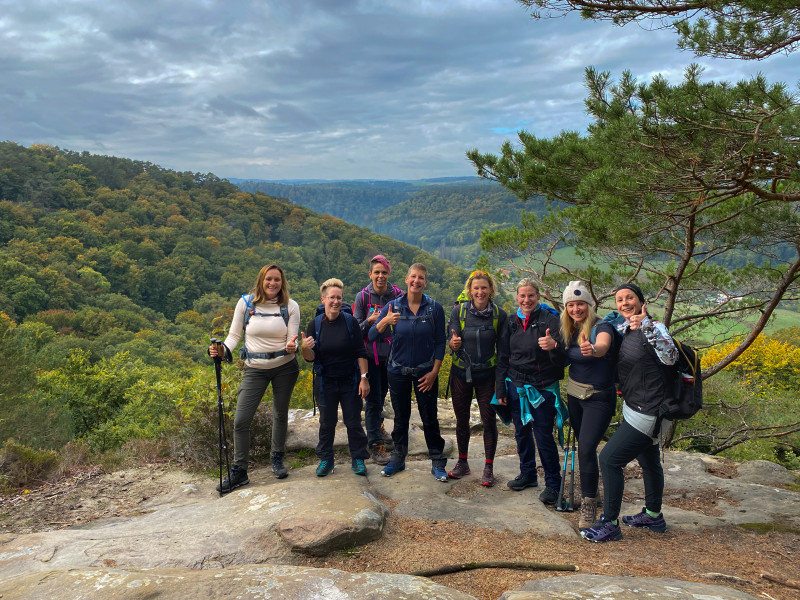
0,565 -> 478,600
501,574 -> 759,600
623,451 -> 800,530
371,455 -> 577,537
0,465 -> 388,578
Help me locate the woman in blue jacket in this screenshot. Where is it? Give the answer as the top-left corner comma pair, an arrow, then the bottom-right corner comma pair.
369,263 -> 448,481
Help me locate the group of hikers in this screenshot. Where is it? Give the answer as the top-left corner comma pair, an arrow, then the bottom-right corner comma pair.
208,254 -> 679,543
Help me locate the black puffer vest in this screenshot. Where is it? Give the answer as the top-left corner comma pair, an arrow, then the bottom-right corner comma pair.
617,328 -> 669,416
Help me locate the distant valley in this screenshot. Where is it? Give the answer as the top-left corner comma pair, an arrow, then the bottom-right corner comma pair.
232,177 -> 548,267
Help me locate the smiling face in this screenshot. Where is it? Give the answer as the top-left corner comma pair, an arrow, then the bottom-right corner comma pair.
322,286 -> 343,319
469,277 -> 491,310
405,268 -> 428,295
615,288 -> 644,321
516,285 -> 540,315
369,263 -> 390,294
566,300 -> 589,324
262,268 -> 283,300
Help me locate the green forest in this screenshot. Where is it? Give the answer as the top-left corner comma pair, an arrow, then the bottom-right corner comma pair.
0,142 -> 468,472
234,179 -> 542,266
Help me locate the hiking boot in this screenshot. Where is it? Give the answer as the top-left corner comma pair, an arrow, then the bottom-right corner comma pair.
581,515 -> 622,543
380,422 -> 393,446
622,507 -> 668,532
216,466 -> 249,493
270,451 -> 289,479
481,463 -> 495,487
579,497 -> 597,530
381,460 -> 405,477
431,464 -> 449,482
448,459 -> 471,479
316,460 -> 334,477
507,473 -> 538,491
351,458 -> 367,476
539,486 -> 559,505
371,444 -> 391,466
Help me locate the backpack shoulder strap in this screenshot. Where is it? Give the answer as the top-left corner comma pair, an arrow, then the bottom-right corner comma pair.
492,303 -> 499,333
242,294 -> 255,330
458,301 -> 468,331
280,303 -> 289,326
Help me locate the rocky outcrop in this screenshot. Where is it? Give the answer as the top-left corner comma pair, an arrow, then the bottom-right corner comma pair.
500,574 -> 760,600
0,565 -> 479,600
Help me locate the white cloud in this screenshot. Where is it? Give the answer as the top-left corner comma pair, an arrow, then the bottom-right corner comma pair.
0,0 -> 796,180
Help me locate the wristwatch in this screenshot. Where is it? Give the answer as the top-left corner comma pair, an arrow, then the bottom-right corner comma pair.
360,373 -> 368,378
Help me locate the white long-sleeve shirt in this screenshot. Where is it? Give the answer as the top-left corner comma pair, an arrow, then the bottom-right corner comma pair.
223,297 -> 300,369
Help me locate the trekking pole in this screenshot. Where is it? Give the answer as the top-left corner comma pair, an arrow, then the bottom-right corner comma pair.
211,338 -> 232,497
567,431 -> 576,511
555,425 -> 571,512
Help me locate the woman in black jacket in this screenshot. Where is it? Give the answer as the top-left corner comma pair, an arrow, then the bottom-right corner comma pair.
447,271 -> 507,486
581,283 -> 678,543
495,278 -> 566,505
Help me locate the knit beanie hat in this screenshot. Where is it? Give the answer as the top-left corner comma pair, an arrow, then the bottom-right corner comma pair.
615,282 -> 645,303
563,281 -> 591,304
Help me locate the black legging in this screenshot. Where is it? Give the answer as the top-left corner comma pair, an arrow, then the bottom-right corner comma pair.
599,419 -> 664,521
567,388 -> 616,498
451,372 -> 497,461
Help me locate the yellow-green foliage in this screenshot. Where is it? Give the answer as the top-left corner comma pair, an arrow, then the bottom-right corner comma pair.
702,334 -> 800,389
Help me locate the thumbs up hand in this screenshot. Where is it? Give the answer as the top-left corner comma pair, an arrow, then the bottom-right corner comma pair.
449,329 -> 462,350
629,304 -> 648,330
286,334 -> 299,354
300,331 -> 315,352
579,332 -> 594,357
538,327 -> 557,351
381,303 -> 400,328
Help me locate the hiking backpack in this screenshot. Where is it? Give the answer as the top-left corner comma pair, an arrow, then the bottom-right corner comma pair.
239,293 -> 290,361
659,339 -> 703,421
356,284 -> 403,364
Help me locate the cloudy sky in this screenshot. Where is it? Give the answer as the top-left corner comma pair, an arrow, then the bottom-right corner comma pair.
2,1 -> 797,181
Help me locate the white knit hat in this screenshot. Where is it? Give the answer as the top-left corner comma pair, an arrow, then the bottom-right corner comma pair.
563,281 -> 591,304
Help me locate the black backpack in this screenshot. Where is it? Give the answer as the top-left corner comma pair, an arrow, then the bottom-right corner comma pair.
659,339 -> 703,421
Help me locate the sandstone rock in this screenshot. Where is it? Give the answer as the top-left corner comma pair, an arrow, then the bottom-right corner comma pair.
736,459 -> 797,486
500,574 -> 759,600
0,565 -> 478,600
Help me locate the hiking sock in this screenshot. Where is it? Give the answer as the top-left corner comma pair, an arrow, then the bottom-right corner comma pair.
610,519 -> 618,525
458,454 -> 468,460
485,458 -> 493,464
646,509 -> 660,518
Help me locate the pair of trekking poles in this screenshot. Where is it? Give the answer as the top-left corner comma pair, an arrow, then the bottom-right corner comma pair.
211,338 -> 232,497
555,425 -> 576,513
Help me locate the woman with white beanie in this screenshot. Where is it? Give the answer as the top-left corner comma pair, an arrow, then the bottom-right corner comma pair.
559,281 -> 618,529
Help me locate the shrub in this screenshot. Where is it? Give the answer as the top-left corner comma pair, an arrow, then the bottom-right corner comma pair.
0,439 -> 60,491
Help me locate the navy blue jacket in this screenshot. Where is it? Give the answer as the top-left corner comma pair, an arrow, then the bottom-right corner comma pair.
368,294 -> 446,375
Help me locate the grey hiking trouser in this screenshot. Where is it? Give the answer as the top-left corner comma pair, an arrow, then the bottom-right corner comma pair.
233,358 -> 299,469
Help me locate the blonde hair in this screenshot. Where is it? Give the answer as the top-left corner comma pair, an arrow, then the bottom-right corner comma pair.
252,264 -> 290,305
515,278 -> 539,293
320,278 -> 344,297
560,302 -> 598,347
465,270 -> 496,302
408,262 -> 427,276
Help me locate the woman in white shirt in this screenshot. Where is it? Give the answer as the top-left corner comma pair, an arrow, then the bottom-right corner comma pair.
209,263 -> 300,492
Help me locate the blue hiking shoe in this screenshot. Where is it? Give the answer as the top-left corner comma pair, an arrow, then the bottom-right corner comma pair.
351,458 -> 367,476
431,464 -> 449,482
581,515 -> 623,543
622,508 -> 667,532
316,460 -> 334,477
381,460 -> 405,477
